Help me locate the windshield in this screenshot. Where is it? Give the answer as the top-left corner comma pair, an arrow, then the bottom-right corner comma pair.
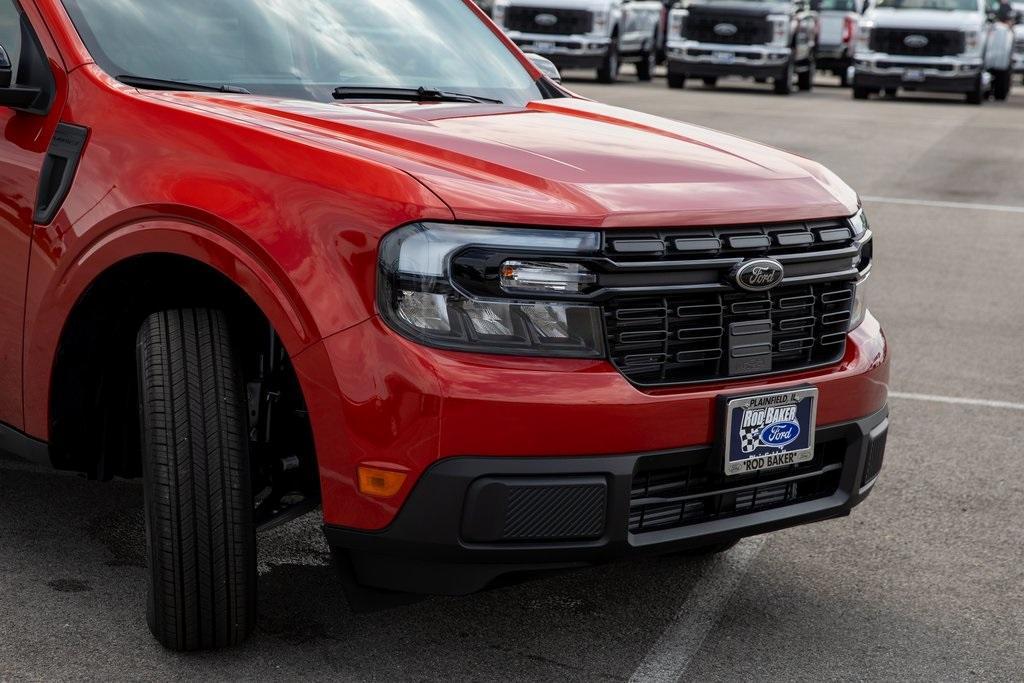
59,0 -> 541,104
875,0 -> 980,9
819,0 -> 859,10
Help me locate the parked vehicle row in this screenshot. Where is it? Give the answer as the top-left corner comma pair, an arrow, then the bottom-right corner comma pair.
487,0 -> 1019,103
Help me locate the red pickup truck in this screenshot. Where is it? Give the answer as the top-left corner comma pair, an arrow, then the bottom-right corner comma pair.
0,0 -> 888,651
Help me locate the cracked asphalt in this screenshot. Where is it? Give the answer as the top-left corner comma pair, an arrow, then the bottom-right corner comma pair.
2,72 -> 1024,680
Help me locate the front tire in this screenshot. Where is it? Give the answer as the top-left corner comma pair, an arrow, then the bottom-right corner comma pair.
702,76 -> 718,87
597,43 -> 620,84
966,75 -> 985,105
637,40 -> 656,82
798,57 -> 815,91
853,85 -> 870,100
667,72 -> 686,89
774,59 -> 795,95
992,69 -> 1011,101
137,309 -> 257,651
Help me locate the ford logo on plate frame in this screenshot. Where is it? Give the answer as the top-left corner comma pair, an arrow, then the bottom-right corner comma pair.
714,23 -> 739,37
903,34 -> 929,48
534,13 -> 558,27
732,258 -> 785,292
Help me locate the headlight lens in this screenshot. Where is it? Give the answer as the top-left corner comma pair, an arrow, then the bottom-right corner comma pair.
849,208 -> 872,331
378,223 -> 605,358
850,273 -> 870,331
592,10 -> 610,34
768,14 -> 790,47
855,23 -> 873,52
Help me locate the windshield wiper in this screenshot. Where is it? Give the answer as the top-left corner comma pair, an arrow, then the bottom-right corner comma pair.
332,86 -> 502,104
117,75 -> 251,94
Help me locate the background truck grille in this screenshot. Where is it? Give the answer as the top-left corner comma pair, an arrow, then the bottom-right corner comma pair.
682,9 -> 773,45
629,433 -> 846,534
505,6 -> 593,35
869,28 -> 965,57
602,219 -> 864,387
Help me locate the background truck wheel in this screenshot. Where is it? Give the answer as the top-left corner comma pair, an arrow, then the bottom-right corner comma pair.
702,76 -> 718,87
636,40 -> 656,81
667,72 -> 686,89
838,69 -> 849,87
597,43 -> 620,84
137,309 -> 257,652
966,75 -> 985,105
774,59 -> 795,95
883,87 -> 898,98
992,69 -> 1011,101
853,85 -> 870,99
798,58 -> 814,91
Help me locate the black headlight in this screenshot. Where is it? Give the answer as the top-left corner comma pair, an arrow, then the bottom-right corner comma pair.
377,223 -> 606,358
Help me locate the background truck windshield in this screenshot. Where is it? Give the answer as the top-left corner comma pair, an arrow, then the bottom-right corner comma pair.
60,0 -> 542,104
875,0 -> 980,10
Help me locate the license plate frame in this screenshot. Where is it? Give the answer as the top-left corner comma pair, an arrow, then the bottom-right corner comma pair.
720,387 -> 818,477
712,51 -> 736,64
903,69 -> 926,83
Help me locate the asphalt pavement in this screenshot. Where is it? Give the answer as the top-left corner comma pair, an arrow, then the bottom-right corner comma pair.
2,71 -> 1023,681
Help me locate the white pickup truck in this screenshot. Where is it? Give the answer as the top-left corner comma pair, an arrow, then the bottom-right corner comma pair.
490,0 -> 664,82
852,0 -> 1015,103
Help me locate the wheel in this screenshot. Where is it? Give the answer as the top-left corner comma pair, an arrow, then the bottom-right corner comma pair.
798,58 -> 814,91
966,75 -> 985,105
838,69 -> 849,88
992,69 -> 1011,101
597,43 -> 620,84
774,59 -> 795,95
667,72 -> 686,89
853,85 -> 870,100
754,77 -> 768,83
702,76 -> 718,87
636,38 -> 656,82
137,309 -> 257,651
883,87 -> 898,98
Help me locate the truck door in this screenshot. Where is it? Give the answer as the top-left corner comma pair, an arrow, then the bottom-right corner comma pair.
0,1 -> 63,430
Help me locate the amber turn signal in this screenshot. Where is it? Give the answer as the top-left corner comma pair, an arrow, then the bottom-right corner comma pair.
358,466 -> 407,498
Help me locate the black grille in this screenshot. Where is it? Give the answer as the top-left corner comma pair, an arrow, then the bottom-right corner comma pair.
869,28 -> 965,57
603,220 -> 861,387
683,9 -> 773,45
505,6 -> 593,35
629,435 -> 846,534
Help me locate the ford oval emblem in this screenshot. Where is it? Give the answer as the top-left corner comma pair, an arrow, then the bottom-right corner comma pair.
714,22 -> 739,37
760,420 -> 801,448
732,258 -> 784,292
903,34 -> 929,48
535,13 -> 558,27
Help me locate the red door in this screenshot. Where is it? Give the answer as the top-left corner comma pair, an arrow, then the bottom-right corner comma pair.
0,1 -> 64,429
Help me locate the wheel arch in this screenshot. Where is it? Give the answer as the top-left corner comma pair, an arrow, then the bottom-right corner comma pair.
27,218 -> 324,478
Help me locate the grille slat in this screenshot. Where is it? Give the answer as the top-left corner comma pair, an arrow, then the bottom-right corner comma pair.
603,220 -> 859,387
505,6 -> 593,35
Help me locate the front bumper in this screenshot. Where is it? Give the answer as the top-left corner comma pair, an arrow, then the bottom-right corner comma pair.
1013,52 -> 1024,74
666,42 -> 791,79
507,32 -> 611,70
853,54 -> 984,92
326,405 -> 889,595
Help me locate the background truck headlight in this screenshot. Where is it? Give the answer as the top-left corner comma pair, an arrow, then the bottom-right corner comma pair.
378,223 -> 606,358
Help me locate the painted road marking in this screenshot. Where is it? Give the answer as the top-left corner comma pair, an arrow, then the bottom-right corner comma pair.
862,196 -> 1024,214
629,537 -> 767,683
890,391 -> 1024,412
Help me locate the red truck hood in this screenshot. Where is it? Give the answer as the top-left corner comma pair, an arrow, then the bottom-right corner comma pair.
158,93 -> 859,228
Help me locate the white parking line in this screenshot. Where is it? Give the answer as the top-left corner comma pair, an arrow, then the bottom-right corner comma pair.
629,537 -> 767,683
862,196 -> 1024,214
890,391 -> 1024,412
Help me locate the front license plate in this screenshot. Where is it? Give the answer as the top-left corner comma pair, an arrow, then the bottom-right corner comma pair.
903,69 -> 925,82
532,41 -> 556,53
722,388 -> 818,477
712,51 -> 735,64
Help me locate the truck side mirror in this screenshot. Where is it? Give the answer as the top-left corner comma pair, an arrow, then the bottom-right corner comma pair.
526,53 -> 562,84
0,43 -> 44,110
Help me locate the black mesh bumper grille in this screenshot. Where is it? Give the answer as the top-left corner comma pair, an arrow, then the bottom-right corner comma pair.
629,435 -> 847,534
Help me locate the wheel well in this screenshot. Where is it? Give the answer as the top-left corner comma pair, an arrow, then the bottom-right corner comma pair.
49,254 -> 318,507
